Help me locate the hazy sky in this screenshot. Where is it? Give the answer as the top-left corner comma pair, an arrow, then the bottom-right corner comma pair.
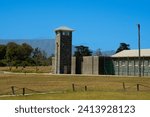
0,0 -> 150,51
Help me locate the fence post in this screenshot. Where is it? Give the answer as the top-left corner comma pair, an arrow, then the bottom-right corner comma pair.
137,84 -> 140,91
24,71 -> 26,76
23,88 -> 25,95
123,82 -> 126,91
72,84 -> 75,92
85,86 -> 87,91
11,86 -> 15,95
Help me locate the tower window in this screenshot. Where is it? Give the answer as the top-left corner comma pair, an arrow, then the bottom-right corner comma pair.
62,31 -> 70,36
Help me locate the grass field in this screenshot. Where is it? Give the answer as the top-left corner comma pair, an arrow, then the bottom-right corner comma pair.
0,66 -> 52,73
0,73 -> 150,100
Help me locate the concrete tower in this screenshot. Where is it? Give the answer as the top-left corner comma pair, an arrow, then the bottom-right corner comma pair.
55,26 -> 74,74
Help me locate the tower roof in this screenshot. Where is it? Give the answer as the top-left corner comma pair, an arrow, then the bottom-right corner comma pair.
55,26 -> 74,32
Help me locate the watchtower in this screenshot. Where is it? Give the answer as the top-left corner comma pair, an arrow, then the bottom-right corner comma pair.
55,26 -> 74,74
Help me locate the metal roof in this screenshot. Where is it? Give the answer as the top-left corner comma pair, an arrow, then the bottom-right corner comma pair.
112,49 -> 150,58
55,26 -> 74,32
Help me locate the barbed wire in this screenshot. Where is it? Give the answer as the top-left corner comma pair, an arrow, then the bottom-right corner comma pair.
139,84 -> 150,89
125,85 -> 136,89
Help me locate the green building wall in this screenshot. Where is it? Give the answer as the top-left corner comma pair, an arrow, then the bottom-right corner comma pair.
112,57 -> 150,76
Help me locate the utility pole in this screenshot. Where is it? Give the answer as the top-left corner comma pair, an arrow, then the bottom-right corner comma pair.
138,24 -> 141,77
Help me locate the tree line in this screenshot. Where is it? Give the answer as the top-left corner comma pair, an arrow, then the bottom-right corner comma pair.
74,42 -> 130,57
0,42 -> 130,67
0,42 -> 53,67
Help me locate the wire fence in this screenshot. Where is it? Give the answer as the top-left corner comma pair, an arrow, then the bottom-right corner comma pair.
122,82 -> 150,92
0,86 -> 42,96
0,82 -> 150,97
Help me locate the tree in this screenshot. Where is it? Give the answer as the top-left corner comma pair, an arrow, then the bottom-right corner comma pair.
0,45 -> 7,66
21,43 -> 33,60
0,42 -> 51,67
74,45 -> 92,74
95,48 -> 102,56
19,43 -> 33,67
5,42 -> 34,67
32,48 -> 43,70
74,45 -> 92,57
5,42 -> 19,69
116,43 -> 130,53
32,48 -> 42,65
0,45 -> 6,60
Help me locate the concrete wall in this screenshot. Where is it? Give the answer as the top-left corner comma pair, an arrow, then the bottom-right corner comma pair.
82,56 -> 93,74
52,56 -> 100,75
71,57 -> 76,74
52,57 -> 55,74
82,56 -> 99,75
93,56 -> 99,75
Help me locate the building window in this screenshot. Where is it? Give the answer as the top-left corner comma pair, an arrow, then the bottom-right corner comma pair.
129,61 -> 132,66
141,60 -> 144,66
135,61 -> 138,66
121,60 -> 125,66
115,61 -> 118,66
144,60 -> 148,66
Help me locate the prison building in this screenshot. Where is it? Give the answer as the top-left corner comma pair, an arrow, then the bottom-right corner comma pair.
52,56 -> 114,75
112,49 -> 150,76
53,26 -> 150,76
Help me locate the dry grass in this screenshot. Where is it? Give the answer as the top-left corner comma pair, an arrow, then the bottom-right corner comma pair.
0,66 -> 52,73
0,74 -> 150,99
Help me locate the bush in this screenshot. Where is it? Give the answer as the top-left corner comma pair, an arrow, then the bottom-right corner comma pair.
0,60 -> 7,66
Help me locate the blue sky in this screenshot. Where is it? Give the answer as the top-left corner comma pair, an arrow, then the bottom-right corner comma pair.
0,0 -> 150,51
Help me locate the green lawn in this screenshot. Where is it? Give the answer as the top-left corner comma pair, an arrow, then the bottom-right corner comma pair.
0,73 -> 150,100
